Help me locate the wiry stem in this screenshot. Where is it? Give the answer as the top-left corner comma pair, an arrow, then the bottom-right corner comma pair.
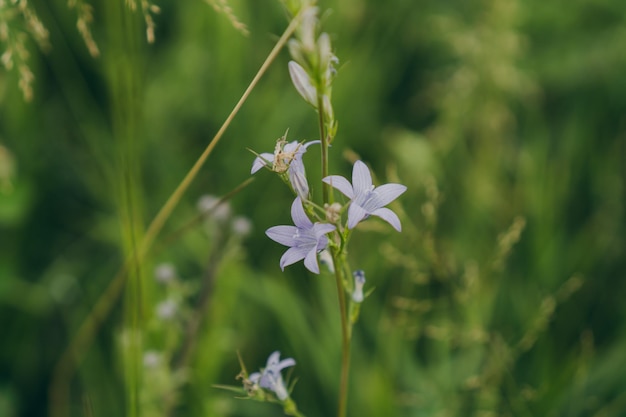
318,92 -> 350,417
318,94 -> 331,204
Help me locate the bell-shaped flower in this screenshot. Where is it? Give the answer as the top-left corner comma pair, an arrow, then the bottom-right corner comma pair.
249,351 -> 296,401
323,160 -> 407,231
266,197 -> 336,274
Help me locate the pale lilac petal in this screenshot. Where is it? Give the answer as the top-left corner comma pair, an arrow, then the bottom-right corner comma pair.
323,175 -> 354,199
313,223 -> 336,238
266,225 -> 298,246
303,248 -> 320,274
371,207 -> 402,232
352,160 -> 372,193
267,351 -> 281,366
315,234 -> 328,251
373,183 -> 407,206
251,153 -> 274,174
249,372 -> 261,383
347,203 -> 369,229
280,247 -> 308,270
277,358 -> 296,370
290,197 -> 313,229
301,140 -> 321,151
288,160 -> 309,199
283,141 -> 301,154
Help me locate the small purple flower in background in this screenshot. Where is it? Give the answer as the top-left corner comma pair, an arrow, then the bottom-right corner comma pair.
249,351 -> 296,401
352,270 -> 366,303
266,197 -> 336,274
323,160 -> 407,231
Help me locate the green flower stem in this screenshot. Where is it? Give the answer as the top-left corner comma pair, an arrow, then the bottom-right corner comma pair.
332,250 -> 351,417
318,94 -> 331,205
317,84 -> 351,417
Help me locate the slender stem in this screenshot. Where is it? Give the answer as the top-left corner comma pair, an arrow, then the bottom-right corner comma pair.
318,94 -> 330,204
317,52 -> 349,417
332,252 -> 351,417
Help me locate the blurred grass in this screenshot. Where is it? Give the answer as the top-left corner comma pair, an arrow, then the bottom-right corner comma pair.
1,0 -> 625,416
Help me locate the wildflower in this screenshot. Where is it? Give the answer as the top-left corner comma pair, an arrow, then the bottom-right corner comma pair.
143,350 -> 161,369
251,138 -> 318,175
266,197 -> 336,274
197,194 -> 231,221
352,270 -> 366,302
156,299 -> 177,320
323,160 -> 407,231
154,263 -> 176,284
251,138 -> 319,200
249,351 -> 296,401
231,216 -> 253,237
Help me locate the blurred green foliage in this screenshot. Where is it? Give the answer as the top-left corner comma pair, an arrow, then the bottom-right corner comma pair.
1,0 -> 625,416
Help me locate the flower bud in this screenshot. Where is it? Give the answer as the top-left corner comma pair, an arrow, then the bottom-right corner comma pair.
352,270 -> 366,303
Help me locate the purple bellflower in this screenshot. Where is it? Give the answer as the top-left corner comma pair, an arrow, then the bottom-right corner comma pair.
266,197 -> 336,274
251,139 -> 318,200
323,160 -> 407,231
249,351 -> 296,401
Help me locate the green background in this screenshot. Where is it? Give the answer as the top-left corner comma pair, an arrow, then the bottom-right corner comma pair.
1,0 -> 625,416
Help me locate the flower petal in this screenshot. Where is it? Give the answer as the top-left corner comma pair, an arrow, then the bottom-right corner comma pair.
291,197 -> 313,229
288,160 -> 309,200
323,175 -> 354,199
347,203 -> 369,229
266,225 -> 298,246
283,140 -> 302,154
303,247 -> 321,274
371,207 -> 402,232
373,183 -> 407,207
249,372 -> 261,383
276,358 -> 296,371
280,247 -> 308,270
267,351 -> 281,367
313,222 -> 336,238
251,153 -> 274,174
352,160 -> 373,193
